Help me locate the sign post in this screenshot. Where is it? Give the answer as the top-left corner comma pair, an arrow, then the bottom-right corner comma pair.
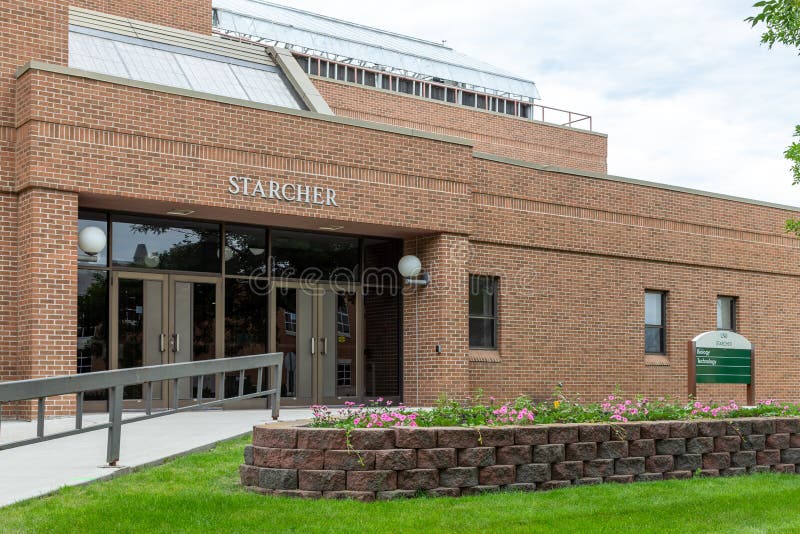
688,331 -> 754,405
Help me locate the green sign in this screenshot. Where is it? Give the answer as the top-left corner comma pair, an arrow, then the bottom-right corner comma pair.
693,331 -> 752,384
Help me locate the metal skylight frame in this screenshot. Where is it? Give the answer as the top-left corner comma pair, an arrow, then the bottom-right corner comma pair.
211,0 -> 541,103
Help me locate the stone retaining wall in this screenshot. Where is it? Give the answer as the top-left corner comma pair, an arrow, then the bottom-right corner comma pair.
239,418 -> 800,501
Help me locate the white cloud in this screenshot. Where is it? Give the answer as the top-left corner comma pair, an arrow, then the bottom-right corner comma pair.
280,0 -> 800,206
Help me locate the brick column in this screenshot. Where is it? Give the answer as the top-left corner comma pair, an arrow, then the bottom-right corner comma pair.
402,233 -> 469,406
16,187 -> 78,417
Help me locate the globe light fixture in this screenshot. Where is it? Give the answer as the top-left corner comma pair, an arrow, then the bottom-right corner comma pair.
398,254 -> 429,286
78,226 -> 107,256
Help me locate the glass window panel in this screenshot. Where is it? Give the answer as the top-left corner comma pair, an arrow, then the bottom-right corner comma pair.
295,55 -> 309,73
271,230 -> 359,282
224,277 -> 269,397
276,288 -> 298,397
229,64 -> 303,109
225,225 -> 267,276
225,278 -> 268,357
462,92 -> 476,107
363,287 -> 400,396
117,278 -> 145,399
645,326 -> 663,353
469,276 -> 496,317
112,40 -> 192,89
175,54 -> 249,100
191,282 -> 217,399
645,292 -> 663,325
335,292 -> 357,397
469,318 -> 495,349
78,269 -> 109,400
78,211 -> 109,267
398,78 -> 414,94
112,215 -> 220,272
364,71 -> 376,86
717,296 -> 735,330
69,32 -> 129,78
363,238 -> 400,287
309,57 -> 319,75
477,94 -> 487,109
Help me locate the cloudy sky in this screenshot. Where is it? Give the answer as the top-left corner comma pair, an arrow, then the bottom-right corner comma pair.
281,0 -> 800,207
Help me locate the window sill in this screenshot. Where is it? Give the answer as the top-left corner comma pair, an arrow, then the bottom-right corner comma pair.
468,349 -> 501,363
645,355 -> 670,366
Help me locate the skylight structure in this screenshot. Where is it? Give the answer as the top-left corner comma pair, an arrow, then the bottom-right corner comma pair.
212,0 -> 541,102
69,19 -> 306,110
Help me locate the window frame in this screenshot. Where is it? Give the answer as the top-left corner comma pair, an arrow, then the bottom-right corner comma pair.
469,275 -> 499,350
644,290 -> 667,354
716,295 -> 737,332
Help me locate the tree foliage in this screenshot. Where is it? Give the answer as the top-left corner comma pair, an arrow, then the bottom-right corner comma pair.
746,0 -> 800,51
746,0 -> 800,235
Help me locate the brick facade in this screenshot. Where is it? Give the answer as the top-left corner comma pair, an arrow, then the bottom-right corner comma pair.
242,419 -> 800,499
1,1 -> 800,417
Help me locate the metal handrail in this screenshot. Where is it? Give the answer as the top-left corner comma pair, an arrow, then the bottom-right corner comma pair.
0,353 -> 283,465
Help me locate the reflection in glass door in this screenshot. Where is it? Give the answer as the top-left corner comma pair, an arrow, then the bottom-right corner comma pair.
114,274 -> 168,407
170,278 -> 220,405
112,273 -> 220,409
319,290 -> 358,405
274,284 -> 359,406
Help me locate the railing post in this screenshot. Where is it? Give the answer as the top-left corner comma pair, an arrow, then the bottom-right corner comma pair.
106,385 -> 123,466
37,398 -> 45,438
76,391 -> 84,430
271,363 -> 281,421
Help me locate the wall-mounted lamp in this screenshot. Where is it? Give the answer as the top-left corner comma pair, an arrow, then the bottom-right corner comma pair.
78,226 -> 107,262
398,254 -> 430,287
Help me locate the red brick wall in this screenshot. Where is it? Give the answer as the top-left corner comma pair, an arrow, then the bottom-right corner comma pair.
14,69 -> 473,233
73,0 -> 211,34
467,241 -> 800,404
16,188 -> 78,417
312,77 -> 608,174
402,234 -> 470,406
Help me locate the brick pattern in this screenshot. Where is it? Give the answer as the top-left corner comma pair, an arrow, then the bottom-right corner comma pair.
312,77 -> 608,174
243,420 -> 800,499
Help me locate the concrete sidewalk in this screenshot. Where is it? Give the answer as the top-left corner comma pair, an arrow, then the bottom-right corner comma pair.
0,408 -> 312,508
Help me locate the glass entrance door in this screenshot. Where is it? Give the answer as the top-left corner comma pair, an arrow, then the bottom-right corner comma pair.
274,283 -> 359,406
111,272 -> 221,409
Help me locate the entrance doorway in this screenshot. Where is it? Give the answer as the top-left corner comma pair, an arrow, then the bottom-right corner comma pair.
274,283 -> 359,406
110,272 -> 221,409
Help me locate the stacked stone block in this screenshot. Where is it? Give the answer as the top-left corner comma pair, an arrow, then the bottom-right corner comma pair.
240,418 -> 800,500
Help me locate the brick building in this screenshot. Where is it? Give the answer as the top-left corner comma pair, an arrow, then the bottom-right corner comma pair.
2,0 -> 799,418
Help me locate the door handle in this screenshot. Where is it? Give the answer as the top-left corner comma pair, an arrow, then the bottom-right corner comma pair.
310,336 -> 315,356
159,333 -> 166,353
321,337 -> 328,356
171,333 -> 180,353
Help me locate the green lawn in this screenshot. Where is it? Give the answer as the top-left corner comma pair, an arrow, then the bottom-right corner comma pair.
3,435 -> 800,534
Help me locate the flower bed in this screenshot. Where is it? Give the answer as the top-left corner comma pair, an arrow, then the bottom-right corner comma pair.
240,395 -> 800,500
309,394 -> 799,429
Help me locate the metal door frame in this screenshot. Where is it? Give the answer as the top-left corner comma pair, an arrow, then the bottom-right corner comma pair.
167,274 -> 223,408
108,272 -> 222,410
271,280 -> 362,406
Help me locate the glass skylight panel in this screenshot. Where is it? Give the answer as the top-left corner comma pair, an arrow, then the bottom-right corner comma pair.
111,40 -> 193,90
174,54 -> 249,100
229,64 -> 302,108
69,32 -> 129,79
68,30 -> 305,110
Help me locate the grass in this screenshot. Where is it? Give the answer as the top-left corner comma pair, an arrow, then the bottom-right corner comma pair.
3,436 -> 800,533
